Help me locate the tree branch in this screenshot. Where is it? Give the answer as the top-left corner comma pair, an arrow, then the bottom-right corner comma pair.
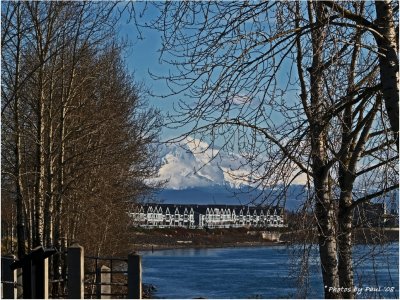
349,184 -> 399,210
356,156 -> 398,177
322,1 -> 378,32
225,118 -> 312,177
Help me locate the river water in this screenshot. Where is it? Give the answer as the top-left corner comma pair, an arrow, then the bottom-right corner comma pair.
140,243 -> 399,299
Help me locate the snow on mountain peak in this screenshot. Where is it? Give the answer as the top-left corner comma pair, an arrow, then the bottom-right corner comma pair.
156,137 -> 307,190
158,138 -> 249,190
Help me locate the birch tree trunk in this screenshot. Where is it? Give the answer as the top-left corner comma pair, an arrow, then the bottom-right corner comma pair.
44,69 -> 55,247
28,1 -> 59,247
34,68 -> 45,247
308,1 -> 340,297
337,180 -> 355,298
336,28 -> 360,298
12,2 -> 27,259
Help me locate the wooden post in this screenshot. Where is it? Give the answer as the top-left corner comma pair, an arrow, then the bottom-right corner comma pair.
100,265 -> 111,299
128,253 -> 142,299
67,243 -> 84,299
1,255 -> 17,299
17,269 -> 23,298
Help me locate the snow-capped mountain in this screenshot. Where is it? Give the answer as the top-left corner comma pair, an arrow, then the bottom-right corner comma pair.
152,138 -> 307,210
157,137 -> 253,190
151,139 -> 396,211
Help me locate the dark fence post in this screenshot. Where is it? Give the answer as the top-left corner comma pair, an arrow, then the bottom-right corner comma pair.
10,246 -> 56,299
67,243 -> 84,299
1,255 -> 17,299
128,253 -> 142,299
31,249 -> 50,299
96,266 -> 101,299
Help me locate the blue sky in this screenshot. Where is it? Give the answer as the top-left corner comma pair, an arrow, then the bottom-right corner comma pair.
117,5 -> 185,141
115,3 -> 298,145
115,4 -> 286,145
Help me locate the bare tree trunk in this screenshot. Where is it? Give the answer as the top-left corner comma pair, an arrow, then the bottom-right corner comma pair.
337,185 -> 355,298
374,0 -> 399,147
44,74 -> 55,248
34,68 -> 46,247
28,1 -> 55,247
314,167 -> 340,298
28,192 -> 34,250
13,2 -> 27,258
53,52 -> 67,296
338,93 -> 381,297
308,2 -> 340,297
15,115 -> 26,257
335,26 -> 361,298
337,95 -> 356,299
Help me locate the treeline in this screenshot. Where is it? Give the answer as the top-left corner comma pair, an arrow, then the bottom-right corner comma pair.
1,1 -> 161,261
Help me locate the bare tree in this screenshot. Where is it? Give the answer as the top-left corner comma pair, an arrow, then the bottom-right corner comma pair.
131,1 -> 398,298
2,2 -> 163,296
60,45 -> 162,256
1,2 -> 27,258
322,0 -> 399,146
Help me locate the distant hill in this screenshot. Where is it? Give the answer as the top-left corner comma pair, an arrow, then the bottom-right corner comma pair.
154,185 -> 307,211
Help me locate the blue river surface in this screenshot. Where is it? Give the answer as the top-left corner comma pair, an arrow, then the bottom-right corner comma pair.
139,243 -> 399,299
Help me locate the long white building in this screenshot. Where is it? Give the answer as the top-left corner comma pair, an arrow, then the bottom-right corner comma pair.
130,204 -> 285,229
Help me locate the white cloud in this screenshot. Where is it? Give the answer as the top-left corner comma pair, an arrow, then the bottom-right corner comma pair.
231,94 -> 251,105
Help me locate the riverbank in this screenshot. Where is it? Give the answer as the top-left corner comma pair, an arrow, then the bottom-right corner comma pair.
280,227 -> 399,244
128,226 -> 398,252
129,227 -> 284,251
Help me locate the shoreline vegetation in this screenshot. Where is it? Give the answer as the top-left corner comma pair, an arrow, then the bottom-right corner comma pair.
128,227 -> 399,252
